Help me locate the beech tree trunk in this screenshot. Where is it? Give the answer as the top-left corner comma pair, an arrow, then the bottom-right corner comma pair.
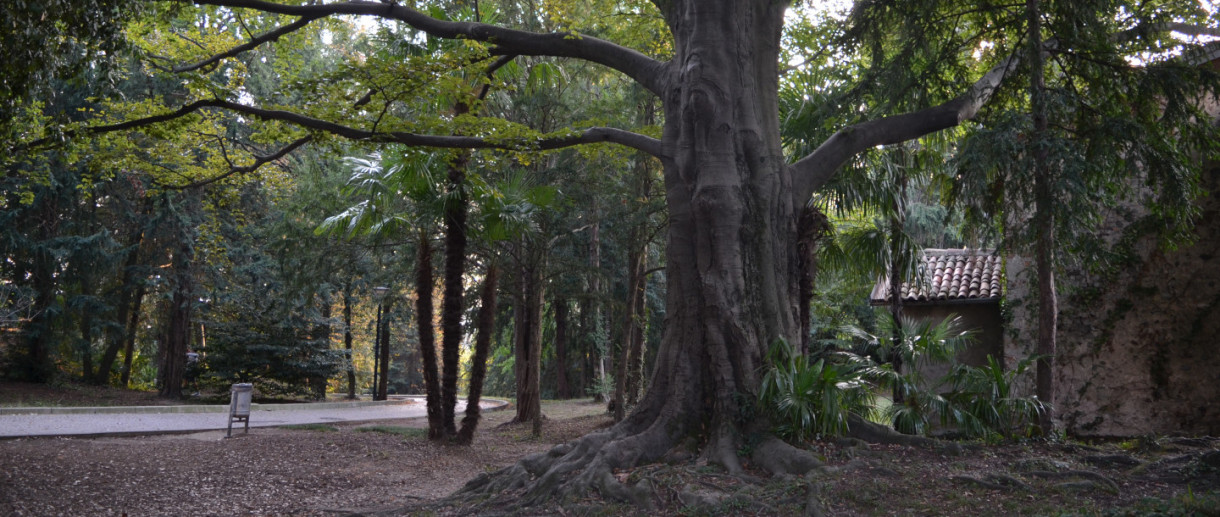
463,5 -> 810,502
645,0 -> 796,471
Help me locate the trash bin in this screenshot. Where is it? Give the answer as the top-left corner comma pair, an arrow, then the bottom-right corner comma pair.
227,383 -> 253,438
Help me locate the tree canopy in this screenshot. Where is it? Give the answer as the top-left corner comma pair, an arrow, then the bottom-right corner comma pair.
3,0 -> 1219,510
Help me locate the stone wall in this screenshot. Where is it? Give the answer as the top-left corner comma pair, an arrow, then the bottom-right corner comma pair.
1005,165 -> 1220,437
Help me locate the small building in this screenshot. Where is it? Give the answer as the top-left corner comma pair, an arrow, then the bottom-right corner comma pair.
869,249 -> 1005,380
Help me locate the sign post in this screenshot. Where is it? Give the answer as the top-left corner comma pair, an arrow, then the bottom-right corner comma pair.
227,383 -> 253,438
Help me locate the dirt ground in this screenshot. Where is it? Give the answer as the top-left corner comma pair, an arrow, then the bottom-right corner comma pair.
2,381 -> 1218,516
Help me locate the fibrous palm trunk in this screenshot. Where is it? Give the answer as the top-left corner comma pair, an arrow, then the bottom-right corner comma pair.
456,262 -> 499,444
415,231 -> 444,439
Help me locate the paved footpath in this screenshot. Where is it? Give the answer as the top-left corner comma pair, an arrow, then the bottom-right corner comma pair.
0,397 -> 505,438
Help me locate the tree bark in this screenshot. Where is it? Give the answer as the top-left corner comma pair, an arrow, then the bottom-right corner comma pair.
159,236 -> 193,399
626,258 -> 646,406
613,236 -> 644,421
120,283 -> 145,388
463,5 -> 809,503
554,297 -> 570,399
796,205 -> 829,355
415,231 -> 444,439
20,191 -> 60,383
889,170 -> 908,405
95,199 -> 151,385
456,262 -> 499,444
311,299 -> 332,401
377,298 -> 393,401
440,149 -> 469,437
588,219 -> 607,401
512,252 -> 544,434
1028,0 -> 1058,433
344,283 -> 356,399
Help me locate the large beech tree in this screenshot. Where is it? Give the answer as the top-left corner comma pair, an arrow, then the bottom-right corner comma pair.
20,0 -> 1220,507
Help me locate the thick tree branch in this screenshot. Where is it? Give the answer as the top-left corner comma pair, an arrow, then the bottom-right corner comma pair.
190,0 -> 669,96
174,15 -> 321,72
790,20 -> 1220,202
162,135 -> 313,189
70,99 -> 664,158
791,53 -> 1019,200
1115,22 -> 1220,43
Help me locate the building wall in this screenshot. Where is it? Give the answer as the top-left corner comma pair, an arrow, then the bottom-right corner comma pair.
1005,165 -> 1220,437
906,303 -> 1004,387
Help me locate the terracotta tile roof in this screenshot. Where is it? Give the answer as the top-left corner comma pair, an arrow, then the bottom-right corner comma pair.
869,249 -> 1002,305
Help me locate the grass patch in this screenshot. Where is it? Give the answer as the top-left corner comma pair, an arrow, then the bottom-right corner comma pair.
280,423 -> 338,432
357,425 -> 427,439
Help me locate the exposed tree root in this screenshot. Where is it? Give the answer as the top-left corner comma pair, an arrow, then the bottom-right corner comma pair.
1027,470 -> 1120,493
951,473 -> 1031,491
496,413 -> 548,429
751,436 -> 824,477
846,414 -> 966,454
442,412 -> 835,514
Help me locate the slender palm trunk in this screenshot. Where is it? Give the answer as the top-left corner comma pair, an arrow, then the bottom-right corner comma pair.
440,154 -> 469,435
415,231 -> 444,439
456,262 -> 499,444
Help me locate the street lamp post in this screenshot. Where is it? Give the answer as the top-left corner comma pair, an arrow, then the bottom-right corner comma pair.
372,286 -> 390,400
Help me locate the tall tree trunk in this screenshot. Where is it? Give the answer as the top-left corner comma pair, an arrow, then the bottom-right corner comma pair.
554,297 -> 570,399
456,262 -> 499,444
627,260 -> 647,406
464,6 -> 809,498
613,235 -> 643,422
95,199 -> 151,385
440,150 -> 469,436
21,191 -> 60,383
630,1 -> 797,475
888,170 -> 907,405
78,276 -> 95,383
1028,0 -> 1057,433
120,284 -> 145,388
377,298 -> 393,400
159,238 -> 193,399
796,206 -> 829,355
415,231 -> 444,439
344,283 -> 356,399
311,299 -> 332,401
512,254 -> 544,434
588,219 -> 607,402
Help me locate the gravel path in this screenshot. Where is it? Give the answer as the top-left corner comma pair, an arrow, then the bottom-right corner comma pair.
0,398 -> 504,438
